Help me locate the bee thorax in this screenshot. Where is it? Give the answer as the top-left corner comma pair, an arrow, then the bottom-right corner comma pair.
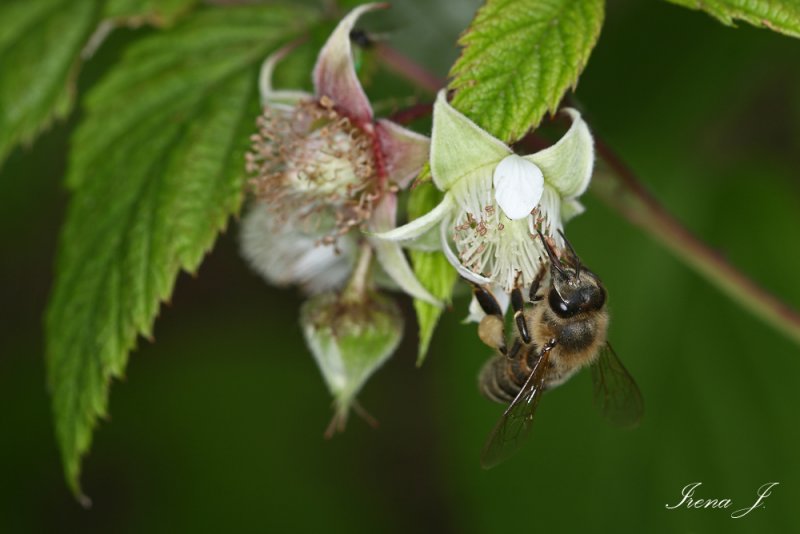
557,319 -> 601,352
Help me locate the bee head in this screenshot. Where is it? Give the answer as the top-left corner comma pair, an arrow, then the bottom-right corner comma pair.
538,230 -> 606,319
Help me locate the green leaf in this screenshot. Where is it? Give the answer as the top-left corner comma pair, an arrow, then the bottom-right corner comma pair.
410,251 -> 457,365
0,0 -> 98,168
0,0 -> 199,171
408,181 -> 458,365
46,5 -> 318,499
103,0 -> 198,25
449,0 -> 605,143
665,0 -> 800,38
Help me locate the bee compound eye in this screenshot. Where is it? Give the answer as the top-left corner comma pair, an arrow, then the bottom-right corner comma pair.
580,286 -> 606,311
548,288 -> 576,318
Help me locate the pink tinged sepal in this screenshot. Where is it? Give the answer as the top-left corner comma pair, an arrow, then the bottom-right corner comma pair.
313,3 -> 388,126
258,43 -> 312,107
375,119 -> 430,189
368,195 -> 442,307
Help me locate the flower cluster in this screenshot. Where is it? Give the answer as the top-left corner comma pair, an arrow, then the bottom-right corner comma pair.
240,3 -> 438,431
240,3 -> 595,429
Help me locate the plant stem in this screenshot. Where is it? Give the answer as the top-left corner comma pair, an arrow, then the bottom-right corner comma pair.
591,141 -> 800,345
374,44 -> 442,94
376,44 -> 800,347
344,242 -> 373,301
388,102 -> 433,125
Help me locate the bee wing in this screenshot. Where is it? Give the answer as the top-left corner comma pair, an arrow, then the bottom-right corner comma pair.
590,342 -> 643,428
480,345 -> 553,469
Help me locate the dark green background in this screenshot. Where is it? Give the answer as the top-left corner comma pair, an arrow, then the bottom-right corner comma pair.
2,1 -> 799,532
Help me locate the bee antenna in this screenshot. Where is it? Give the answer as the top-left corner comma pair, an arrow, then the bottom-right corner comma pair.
536,229 -> 565,275
557,229 -> 582,277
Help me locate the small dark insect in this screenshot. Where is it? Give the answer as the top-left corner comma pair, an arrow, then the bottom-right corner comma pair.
349,28 -> 375,48
473,231 -> 643,468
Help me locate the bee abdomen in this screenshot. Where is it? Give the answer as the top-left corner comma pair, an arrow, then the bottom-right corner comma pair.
478,356 -> 521,404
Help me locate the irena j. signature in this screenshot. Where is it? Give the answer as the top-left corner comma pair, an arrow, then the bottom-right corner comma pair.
665,482 -> 779,519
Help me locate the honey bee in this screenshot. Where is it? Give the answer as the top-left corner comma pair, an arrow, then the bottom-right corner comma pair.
472,231 -> 643,468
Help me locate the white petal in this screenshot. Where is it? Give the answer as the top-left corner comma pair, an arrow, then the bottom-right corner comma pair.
294,245 -> 355,291
523,108 -> 594,198
439,218 -> 493,286
240,204 -> 354,293
492,154 -> 544,220
371,193 -> 454,243
430,90 -> 510,191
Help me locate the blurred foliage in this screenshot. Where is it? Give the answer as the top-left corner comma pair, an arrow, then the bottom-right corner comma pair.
0,0 -> 98,167
0,0 -> 199,169
45,4 -> 319,496
1,0 -> 800,532
666,0 -> 800,38
103,0 -> 198,23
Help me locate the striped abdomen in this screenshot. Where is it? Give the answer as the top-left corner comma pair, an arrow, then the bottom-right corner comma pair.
478,342 -> 540,404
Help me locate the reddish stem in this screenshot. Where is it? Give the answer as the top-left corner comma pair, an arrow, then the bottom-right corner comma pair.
591,139 -> 800,345
388,102 -> 433,125
374,44 -> 443,94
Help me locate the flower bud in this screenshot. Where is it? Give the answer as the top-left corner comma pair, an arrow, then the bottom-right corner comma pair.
300,290 -> 403,434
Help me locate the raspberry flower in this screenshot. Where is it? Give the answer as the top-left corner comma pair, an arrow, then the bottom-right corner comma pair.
241,3 -> 438,305
375,90 -> 594,318
240,4 -> 442,431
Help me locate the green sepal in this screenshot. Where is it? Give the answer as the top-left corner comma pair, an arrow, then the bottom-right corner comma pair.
407,181 -> 457,365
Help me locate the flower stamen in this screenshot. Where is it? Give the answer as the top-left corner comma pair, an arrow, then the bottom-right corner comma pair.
247,100 -> 384,243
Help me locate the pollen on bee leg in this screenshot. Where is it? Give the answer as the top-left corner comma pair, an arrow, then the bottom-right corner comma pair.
478,315 -> 506,353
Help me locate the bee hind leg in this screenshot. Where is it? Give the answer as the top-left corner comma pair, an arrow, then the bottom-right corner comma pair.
472,284 -> 507,354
